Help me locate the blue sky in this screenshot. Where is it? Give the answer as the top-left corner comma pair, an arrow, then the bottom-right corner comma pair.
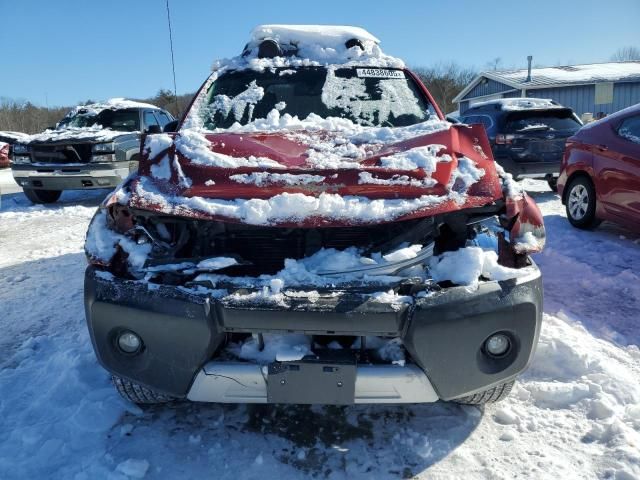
1,0 -> 638,107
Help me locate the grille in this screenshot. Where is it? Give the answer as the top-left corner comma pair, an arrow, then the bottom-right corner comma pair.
31,143 -> 93,164
173,217 -> 435,275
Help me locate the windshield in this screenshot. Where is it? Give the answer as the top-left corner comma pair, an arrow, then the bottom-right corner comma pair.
505,110 -> 581,133
202,67 -> 434,129
58,108 -> 141,132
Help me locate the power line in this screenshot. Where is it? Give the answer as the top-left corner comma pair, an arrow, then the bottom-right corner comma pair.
165,0 -> 180,116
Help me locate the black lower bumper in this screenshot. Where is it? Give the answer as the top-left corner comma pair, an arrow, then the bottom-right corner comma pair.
84,265 -> 543,400
495,154 -> 560,179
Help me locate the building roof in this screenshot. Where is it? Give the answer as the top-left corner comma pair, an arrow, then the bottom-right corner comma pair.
454,61 -> 640,103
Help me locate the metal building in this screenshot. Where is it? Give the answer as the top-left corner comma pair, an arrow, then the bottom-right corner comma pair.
453,61 -> 640,118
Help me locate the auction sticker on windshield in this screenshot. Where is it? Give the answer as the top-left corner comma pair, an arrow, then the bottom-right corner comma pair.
356,68 -> 405,79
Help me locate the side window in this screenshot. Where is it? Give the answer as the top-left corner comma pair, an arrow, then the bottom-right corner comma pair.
156,111 -> 173,127
143,111 -> 160,130
617,116 -> 640,145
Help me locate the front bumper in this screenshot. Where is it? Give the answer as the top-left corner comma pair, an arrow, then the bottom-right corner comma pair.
84,264 -> 543,403
11,162 -> 132,190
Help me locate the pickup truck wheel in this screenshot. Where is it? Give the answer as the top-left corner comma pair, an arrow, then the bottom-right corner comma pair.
565,176 -> 601,229
23,188 -> 61,204
547,177 -> 558,193
112,375 -> 175,404
453,380 -> 515,405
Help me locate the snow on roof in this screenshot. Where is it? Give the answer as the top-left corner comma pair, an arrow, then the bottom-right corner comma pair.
454,61 -> 640,103
489,61 -> 640,88
250,24 -> 380,47
67,98 -> 159,116
470,97 -> 565,111
210,24 -> 403,74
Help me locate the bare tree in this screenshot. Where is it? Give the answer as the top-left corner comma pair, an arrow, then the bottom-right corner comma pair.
486,57 -> 502,71
611,46 -> 640,62
413,63 -> 477,114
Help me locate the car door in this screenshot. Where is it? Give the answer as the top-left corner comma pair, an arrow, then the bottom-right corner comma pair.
594,114 -> 640,222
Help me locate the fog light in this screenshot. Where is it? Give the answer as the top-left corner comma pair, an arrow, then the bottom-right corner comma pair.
117,331 -> 142,354
485,333 -> 511,357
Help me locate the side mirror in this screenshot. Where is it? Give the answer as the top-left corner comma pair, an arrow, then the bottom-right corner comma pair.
163,120 -> 179,133
146,125 -> 162,134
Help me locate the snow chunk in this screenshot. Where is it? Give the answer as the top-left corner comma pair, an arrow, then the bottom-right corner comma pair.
429,246 -> 536,288
379,144 -> 449,171
144,134 -> 173,158
115,459 -> 150,478
196,257 -> 237,271
228,334 -> 311,363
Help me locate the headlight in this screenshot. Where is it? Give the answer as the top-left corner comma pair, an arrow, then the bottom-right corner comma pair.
12,155 -> 31,165
92,142 -> 115,153
13,143 -> 29,154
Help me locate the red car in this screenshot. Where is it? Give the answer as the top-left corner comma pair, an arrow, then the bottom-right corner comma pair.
558,104 -> 640,230
84,25 -> 545,407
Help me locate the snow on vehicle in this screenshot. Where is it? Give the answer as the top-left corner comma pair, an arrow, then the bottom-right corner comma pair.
0,131 -> 30,169
10,99 -> 174,204
84,25 -> 546,406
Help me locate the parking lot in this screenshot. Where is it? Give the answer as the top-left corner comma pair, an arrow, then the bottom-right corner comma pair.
1,171 -> 638,479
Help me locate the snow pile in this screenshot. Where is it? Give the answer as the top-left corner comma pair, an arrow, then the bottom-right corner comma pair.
28,126 -> 127,143
132,177 -> 449,226
241,24 -> 404,70
0,131 -> 30,142
429,246 -> 537,289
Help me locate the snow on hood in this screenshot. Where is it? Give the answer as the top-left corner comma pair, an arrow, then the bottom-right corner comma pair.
0,131 -> 31,143
28,127 -> 128,144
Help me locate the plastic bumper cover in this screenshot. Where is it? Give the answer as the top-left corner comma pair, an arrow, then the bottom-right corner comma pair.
84,264 -> 543,402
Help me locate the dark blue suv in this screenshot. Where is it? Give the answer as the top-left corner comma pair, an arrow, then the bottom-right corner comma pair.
459,98 -> 582,191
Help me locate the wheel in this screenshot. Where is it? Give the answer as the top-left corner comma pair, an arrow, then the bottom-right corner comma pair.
453,380 -> 515,405
112,375 -> 175,404
547,177 -> 558,193
565,176 -> 601,229
23,188 -> 61,204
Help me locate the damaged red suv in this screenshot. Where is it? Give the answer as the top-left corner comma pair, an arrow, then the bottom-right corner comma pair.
84,25 -> 545,406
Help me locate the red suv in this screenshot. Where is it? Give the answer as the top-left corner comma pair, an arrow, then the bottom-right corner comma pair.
84,25 -> 545,407
558,103 -> 640,230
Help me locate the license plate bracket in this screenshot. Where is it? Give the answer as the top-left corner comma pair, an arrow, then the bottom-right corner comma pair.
267,358 -> 357,404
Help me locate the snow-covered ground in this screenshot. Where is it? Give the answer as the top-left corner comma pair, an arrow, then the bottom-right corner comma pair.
0,178 -> 638,479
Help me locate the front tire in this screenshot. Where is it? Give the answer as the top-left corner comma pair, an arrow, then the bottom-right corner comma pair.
23,188 -> 61,204
112,375 -> 175,405
453,380 -> 515,405
565,176 -> 600,229
547,177 -> 558,193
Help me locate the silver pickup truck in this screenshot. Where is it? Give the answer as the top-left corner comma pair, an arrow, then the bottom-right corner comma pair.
11,98 -> 175,203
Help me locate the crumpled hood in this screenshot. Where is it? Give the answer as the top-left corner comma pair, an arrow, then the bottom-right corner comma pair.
112,122 -> 505,227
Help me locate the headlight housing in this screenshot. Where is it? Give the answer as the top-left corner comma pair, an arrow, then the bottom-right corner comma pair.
12,155 -> 31,165
13,143 -> 30,154
92,142 -> 115,153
